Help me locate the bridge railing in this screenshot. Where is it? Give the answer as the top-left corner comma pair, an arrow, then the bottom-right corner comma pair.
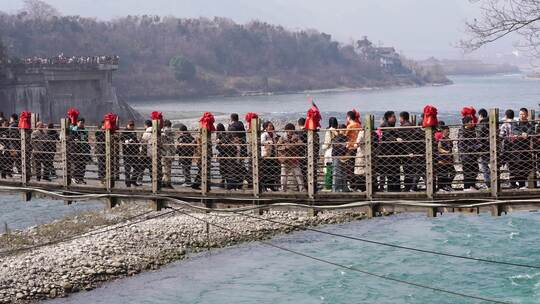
5,108 -> 540,199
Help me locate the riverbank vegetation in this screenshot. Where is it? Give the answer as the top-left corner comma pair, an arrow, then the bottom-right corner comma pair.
0,1 -> 449,100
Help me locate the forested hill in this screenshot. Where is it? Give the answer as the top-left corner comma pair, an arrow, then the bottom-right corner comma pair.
0,8 -> 448,100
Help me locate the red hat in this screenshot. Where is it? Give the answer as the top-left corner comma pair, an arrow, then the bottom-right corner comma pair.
461,106 -> 478,124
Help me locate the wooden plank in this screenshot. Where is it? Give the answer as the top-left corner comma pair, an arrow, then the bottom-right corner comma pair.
425,127 -> 434,199
364,114 -> 374,199
151,119 -> 161,193
489,108 -> 500,197
251,118 -> 260,197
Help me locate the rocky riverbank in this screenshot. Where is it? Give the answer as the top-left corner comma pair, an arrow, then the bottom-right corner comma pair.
0,204 -> 365,303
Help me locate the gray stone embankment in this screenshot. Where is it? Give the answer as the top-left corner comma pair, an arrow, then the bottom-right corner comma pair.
0,206 -> 365,303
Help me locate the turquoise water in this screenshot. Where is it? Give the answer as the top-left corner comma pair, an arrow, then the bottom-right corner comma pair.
50,212 -> 540,304
130,74 -> 540,118
0,194 -> 104,231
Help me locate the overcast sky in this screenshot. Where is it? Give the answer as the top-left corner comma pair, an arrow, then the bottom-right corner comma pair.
0,0 -> 518,60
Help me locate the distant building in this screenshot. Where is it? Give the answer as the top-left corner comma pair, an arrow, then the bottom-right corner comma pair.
355,37 -> 410,74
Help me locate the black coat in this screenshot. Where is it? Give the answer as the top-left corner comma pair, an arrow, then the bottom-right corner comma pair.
121,130 -> 140,157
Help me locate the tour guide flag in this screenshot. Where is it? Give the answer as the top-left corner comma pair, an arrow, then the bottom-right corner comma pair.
18,111 -> 31,129
245,112 -> 259,130
67,108 -> 79,125
304,100 -> 321,130
423,105 -> 438,128
200,112 -> 216,131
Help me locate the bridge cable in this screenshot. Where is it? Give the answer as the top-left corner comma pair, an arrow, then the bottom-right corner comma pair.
165,200 -> 540,270
4,187 -> 540,270
0,209 -> 171,258
169,206 -> 511,304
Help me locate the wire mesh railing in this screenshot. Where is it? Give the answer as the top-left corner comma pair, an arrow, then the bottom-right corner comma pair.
4,110 -> 540,199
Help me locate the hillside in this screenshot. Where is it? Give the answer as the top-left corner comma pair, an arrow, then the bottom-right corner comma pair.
0,4 -> 449,100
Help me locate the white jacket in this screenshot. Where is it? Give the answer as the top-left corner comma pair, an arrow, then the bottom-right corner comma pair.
354,129 -> 366,176
140,127 -> 153,157
322,127 -> 337,164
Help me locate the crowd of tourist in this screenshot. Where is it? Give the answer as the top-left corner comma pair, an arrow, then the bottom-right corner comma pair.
0,106 -> 538,194
13,54 -> 119,66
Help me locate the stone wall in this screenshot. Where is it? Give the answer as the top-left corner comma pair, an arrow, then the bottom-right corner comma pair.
0,64 -> 141,124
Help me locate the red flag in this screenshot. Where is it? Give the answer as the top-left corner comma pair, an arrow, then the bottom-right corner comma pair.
305,100 -> 321,130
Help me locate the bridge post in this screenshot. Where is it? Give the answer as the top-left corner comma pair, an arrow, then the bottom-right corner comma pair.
411,114 -> 417,126
151,119 -> 162,194
489,109 -> 500,197
30,113 -> 37,128
106,196 -> 119,209
20,128 -> 29,186
367,203 -> 379,218
528,109 -> 536,189
60,118 -> 71,189
425,127 -> 434,199
364,114 -> 374,199
251,118 -> 260,198
200,127 -> 209,195
427,207 -> 438,218
105,128 -> 114,191
490,204 -> 506,216
307,129 -> 315,200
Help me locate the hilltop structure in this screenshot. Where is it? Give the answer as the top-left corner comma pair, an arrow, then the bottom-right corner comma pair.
356,36 -> 409,74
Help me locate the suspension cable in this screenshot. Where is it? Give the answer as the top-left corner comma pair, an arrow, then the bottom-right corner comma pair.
0,209 -> 170,257
227,208 -> 540,270
169,207 -> 511,304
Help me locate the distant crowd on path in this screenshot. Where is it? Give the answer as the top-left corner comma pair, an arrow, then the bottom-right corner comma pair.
0,106 -> 538,194
11,54 -> 119,66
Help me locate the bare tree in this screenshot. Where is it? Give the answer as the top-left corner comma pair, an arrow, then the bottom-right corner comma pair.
462,0 -> 540,56
21,0 -> 60,21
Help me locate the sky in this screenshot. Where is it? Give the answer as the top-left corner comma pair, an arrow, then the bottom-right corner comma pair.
0,0 -> 519,61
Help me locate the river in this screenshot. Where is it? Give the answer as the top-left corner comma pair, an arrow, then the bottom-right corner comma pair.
129,74 -> 540,124
7,74 -> 540,303
50,212 -> 540,304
